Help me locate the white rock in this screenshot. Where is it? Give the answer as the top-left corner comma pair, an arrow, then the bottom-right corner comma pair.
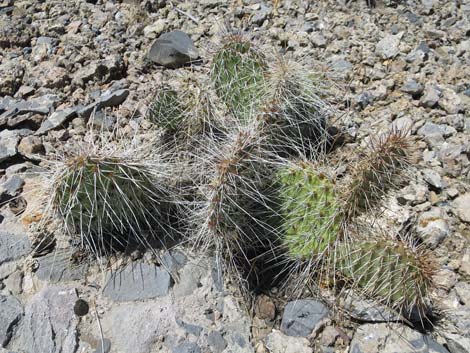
265,330 -> 313,353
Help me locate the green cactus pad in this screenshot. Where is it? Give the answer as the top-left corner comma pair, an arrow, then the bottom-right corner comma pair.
147,89 -> 184,131
211,39 -> 266,123
337,239 -> 434,312
55,156 -> 158,240
278,162 -> 341,259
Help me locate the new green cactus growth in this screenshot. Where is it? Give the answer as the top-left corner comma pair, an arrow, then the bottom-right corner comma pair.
337,238 -> 436,316
147,89 -> 184,132
211,36 -> 266,123
279,161 -> 341,259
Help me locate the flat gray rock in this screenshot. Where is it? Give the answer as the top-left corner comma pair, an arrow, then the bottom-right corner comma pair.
341,292 -> 400,322
35,107 -> 78,135
0,130 -> 20,163
281,300 -> 329,337
0,231 -> 31,266
0,295 -> 23,347
103,262 -> 171,301
98,89 -> 129,108
148,30 -> 199,68
349,323 -> 449,353
35,250 -> 88,283
9,286 -> 78,353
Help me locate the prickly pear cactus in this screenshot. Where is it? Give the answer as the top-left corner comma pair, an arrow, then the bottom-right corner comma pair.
54,155 -> 160,244
147,89 -> 184,132
278,161 -> 341,259
211,37 -> 266,123
337,238 -> 435,315
345,129 -> 413,218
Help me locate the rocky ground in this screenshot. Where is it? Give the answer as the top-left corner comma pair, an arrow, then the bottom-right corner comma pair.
1,0 -> 469,352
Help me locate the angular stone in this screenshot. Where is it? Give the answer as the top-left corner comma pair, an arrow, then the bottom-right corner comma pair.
98,89 -> 129,108
452,193 -> 470,223
0,129 -> 20,163
35,250 -> 88,283
207,330 -> 227,353
101,299 -> 180,353
35,107 -> 78,135
148,30 -> 199,68
265,330 -> 313,353
420,85 -> 440,108
281,300 -> 328,337
9,286 -> 78,353
417,207 -> 449,249
341,293 -> 400,322
103,262 -> 170,301
439,89 -> 463,114
0,175 -> 24,202
0,295 -> 22,347
422,169 -> 442,189
375,33 -> 403,59
349,323 -> 449,353
0,231 -> 31,265
401,79 -> 423,95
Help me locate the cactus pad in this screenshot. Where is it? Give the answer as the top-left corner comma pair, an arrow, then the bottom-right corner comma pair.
278,162 -> 341,259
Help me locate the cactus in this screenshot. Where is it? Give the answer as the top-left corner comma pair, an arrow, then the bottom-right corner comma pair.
43,123 -> 172,256
343,129 -> 413,219
211,36 -> 266,123
147,89 -> 184,132
147,78 -> 223,148
278,161 -> 341,260
337,237 -> 436,317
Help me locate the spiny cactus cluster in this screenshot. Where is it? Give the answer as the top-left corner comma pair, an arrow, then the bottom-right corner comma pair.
39,33 -> 437,323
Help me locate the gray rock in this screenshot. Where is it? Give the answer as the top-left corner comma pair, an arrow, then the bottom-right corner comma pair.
35,107 -> 78,135
207,330 -> 227,353
341,293 -> 400,322
0,295 -> 22,347
161,250 -> 187,275
401,80 -> 423,96
417,122 -> 446,140
9,286 -> 78,353
265,330 -> 313,353
173,259 -> 210,298
422,169 -> 442,189
148,30 -> 199,68
356,91 -> 373,109
103,262 -> 170,301
98,89 -> 129,108
417,207 -> 449,249
439,88 -> 463,114
0,60 -> 24,97
0,130 -> 20,163
349,323 -> 449,353
173,342 -> 202,353
420,85 -> 441,108
101,299 -> 179,353
251,4 -> 271,26
0,175 -> 24,202
281,300 -> 328,337
176,319 -> 203,336
35,250 -> 88,283
375,33 -> 403,59
452,193 -> 470,223
443,332 -> 470,353
0,231 -> 31,266
72,55 -> 125,85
